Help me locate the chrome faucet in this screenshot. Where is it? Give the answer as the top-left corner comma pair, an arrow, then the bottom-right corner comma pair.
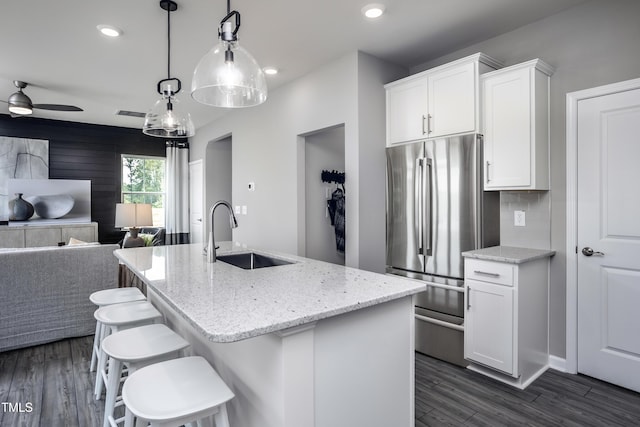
206,200 -> 238,263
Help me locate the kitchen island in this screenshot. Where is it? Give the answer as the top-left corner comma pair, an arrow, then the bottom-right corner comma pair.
114,242 -> 424,427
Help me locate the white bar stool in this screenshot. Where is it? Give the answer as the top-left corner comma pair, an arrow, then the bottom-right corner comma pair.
101,324 -> 190,427
89,288 -> 146,372
93,301 -> 162,400
122,356 -> 234,427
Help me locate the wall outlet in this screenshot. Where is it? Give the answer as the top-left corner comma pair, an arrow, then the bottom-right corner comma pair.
514,210 -> 526,227
234,205 -> 241,214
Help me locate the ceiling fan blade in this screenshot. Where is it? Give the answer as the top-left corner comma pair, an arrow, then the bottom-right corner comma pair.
33,104 -> 83,112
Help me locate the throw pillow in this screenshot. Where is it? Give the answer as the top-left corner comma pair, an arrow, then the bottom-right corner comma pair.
68,237 -> 87,245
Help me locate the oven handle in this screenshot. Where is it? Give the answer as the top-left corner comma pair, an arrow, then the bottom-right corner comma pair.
423,280 -> 464,293
415,313 -> 465,332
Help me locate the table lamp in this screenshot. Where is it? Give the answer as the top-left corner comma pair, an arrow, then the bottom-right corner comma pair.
115,203 -> 153,248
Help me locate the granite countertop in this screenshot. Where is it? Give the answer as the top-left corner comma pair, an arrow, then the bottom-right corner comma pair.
461,246 -> 555,264
114,242 -> 425,343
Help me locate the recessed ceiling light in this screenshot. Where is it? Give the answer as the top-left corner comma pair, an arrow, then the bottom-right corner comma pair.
263,67 -> 278,76
362,4 -> 385,19
97,25 -> 122,37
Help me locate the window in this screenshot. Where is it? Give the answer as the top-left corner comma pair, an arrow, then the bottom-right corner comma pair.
121,154 -> 165,226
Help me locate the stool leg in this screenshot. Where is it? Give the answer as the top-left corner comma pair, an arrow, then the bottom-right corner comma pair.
124,407 -> 135,427
103,357 -> 124,427
90,320 -> 102,372
94,325 -> 113,399
213,403 -> 230,427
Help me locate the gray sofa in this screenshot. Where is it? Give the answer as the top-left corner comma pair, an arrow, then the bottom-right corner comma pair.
0,243 -> 120,352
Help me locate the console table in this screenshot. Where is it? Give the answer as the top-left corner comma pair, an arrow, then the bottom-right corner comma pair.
0,222 -> 98,248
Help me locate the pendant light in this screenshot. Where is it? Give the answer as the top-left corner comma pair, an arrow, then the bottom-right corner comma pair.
191,0 -> 267,108
143,0 -> 195,138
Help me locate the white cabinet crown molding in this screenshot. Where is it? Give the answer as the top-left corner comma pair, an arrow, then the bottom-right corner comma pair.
384,52 -> 503,89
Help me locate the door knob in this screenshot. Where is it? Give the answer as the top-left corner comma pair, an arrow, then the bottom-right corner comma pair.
582,247 -> 604,257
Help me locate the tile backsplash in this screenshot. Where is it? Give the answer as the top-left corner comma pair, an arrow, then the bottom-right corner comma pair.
499,191 -> 551,250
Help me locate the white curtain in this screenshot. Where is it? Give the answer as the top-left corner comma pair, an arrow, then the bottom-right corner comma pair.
165,140 -> 190,244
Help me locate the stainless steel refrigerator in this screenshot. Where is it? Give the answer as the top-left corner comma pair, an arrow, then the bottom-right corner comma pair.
386,133 -> 499,366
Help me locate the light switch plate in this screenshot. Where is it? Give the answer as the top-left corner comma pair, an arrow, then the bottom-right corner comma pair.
241,205 -> 247,215
514,210 -> 526,227
234,205 -> 241,214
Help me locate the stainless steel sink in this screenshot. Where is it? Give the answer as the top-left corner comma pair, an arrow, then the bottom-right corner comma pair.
217,252 -> 294,270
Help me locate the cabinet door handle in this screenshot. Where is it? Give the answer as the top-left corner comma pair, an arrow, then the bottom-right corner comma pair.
486,161 -> 491,183
421,115 -> 427,135
474,270 -> 500,278
427,114 -> 433,134
466,286 -> 471,310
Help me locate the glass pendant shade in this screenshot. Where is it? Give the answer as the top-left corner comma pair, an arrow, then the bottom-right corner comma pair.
143,93 -> 195,138
191,40 -> 267,108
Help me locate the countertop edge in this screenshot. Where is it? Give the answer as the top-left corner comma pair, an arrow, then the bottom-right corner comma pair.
114,247 -> 424,343
461,246 -> 556,264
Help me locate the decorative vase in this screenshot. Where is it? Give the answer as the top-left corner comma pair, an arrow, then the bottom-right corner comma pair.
27,194 -> 75,219
8,193 -> 35,221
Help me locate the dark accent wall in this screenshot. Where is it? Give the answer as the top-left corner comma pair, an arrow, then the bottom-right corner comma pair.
0,114 -> 166,243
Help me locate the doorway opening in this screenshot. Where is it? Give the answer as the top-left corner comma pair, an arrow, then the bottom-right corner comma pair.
206,136 -> 233,242
300,125 -> 345,265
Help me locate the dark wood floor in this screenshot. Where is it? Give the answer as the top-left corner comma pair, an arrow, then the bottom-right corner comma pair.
1,336 -> 640,426
415,352 -> 640,426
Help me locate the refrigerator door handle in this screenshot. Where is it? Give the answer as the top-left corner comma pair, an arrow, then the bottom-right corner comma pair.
424,158 -> 432,256
415,158 -> 424,255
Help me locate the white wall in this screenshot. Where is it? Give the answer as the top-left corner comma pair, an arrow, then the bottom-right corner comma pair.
190,51 -> 405,271
304,126 -> 345,265
411,0 -> 640,359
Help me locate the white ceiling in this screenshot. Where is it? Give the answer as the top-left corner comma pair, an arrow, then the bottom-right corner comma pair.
0,0 -> 586,130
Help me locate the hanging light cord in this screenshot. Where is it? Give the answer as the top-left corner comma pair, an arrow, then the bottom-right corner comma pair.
157,1 -> 181,97
167,2 -> 171,80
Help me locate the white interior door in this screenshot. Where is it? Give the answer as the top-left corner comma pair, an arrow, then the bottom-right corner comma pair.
189,160 -> 204,244
577,87 -> 640,392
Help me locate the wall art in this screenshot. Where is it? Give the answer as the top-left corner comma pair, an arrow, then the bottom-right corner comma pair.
0,137 -> 49,221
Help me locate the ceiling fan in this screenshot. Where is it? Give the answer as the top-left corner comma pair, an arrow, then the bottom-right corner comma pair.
3,80 -> 83,117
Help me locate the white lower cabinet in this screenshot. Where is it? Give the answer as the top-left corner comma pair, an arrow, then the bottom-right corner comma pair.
463,255 -> 550,389
465,279 -> 515,375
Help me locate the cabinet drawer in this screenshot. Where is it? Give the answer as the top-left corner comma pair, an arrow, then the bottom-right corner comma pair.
465,259 -> 514,286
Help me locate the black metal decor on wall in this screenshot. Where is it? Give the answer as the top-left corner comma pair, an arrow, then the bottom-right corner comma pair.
0,114 -> 165,243
322,169 -> 345,253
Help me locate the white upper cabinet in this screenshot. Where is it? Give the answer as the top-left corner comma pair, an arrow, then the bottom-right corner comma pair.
385,53 -> 502,146
427,61 -> 476,138
482,59 -> 554,190
386,77 -> 428,144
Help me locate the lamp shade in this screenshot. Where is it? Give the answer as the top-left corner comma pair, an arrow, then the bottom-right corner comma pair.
143,94 -> 195,138
191,40 -> 267,108
115,203 -> 153,228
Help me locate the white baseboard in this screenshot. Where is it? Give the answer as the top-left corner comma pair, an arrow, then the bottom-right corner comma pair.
548,355 -> 568,372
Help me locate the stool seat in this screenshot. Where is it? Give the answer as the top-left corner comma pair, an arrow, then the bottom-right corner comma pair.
90,288 -> 146,306
89,288 -> 146,373
93,301 -> 163,401
123,356 -> 234,427
101,325 -> 189,427
94,301 -> 161,327
101,324 -> 189,363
